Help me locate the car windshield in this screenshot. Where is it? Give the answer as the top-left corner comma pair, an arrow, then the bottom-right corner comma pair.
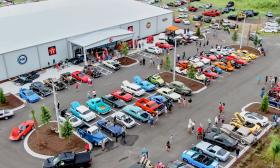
52,157 -> 60,165
250,113 -> 264,120
140,112 -> 149,118
25,90 -> 34,96
217,149 -> 227,156
136,88 -> 142,91
69,117 -> 78,122
80,109 -> 90,115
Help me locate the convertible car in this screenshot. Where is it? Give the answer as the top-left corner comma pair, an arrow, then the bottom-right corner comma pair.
97,119 -> 124,137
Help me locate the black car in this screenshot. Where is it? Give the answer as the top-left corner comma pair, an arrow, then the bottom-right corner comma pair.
30,82 -> 52,97
60,72 -> 77,85
43,152 -> 91,168
230,61 -> 241,69
222,8 -> 230,14
69,56 -> 88,65
227,14 -> 237,20
203,128 -> 238,151
243,10 -> 259,17
226,1 -> 234,8
14,71 -> 40,85
43,78 -> 67,91
193,15 -> 203,21
83,65 -> 102,78
101,94 -> 126,108
203,16 -> 212,23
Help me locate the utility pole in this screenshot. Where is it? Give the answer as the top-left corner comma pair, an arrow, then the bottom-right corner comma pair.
52,81 -> 62,138
173,38 -> 177,82
240,17 -> 246,49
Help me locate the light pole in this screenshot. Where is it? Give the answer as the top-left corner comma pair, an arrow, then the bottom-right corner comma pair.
173,37 -> 177,82
52,80 -> 62,138
240,17 -> 246,49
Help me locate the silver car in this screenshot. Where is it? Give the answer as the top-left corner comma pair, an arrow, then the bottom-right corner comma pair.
195,141 -> 231,161
0,109 -> 14,120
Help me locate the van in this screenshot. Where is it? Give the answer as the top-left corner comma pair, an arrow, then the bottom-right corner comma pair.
121,80 -> 145,97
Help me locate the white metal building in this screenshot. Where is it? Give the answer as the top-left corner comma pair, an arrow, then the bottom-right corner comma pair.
0,0 -> 173,80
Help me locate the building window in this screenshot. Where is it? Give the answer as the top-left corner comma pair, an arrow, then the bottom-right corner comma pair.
128,26 -> 133,32
48,46 -> 57,56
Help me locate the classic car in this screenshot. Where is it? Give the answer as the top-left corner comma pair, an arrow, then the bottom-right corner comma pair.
101,94 -> 126,108
97,119 -> 124,137
60,72 -> 77,85
71,71 -> 90,83
83,65 -> 102,78
193,15 -> 203,21
19,88 -> 40,103
135,98 -> 163,116
239,111 -> 269,127
181,150 -> 219,168
14,71 -> 40,85
202,10 -> 221,17
188,6 -> 198,12
167,160 -> 188,168
102,60 -> 121,70
70,101 -> 96,122
9,120 -> 34,141
195,72 -> 207,81
147,74 -> 165,87
0,109 -> 14,120
145,46 -> 162,54
155,42 -> 174,50
202,69 -> 219,79
123,105 -> 151,122
77,126 -> 108,146
167,81 -> 192,96
121,80 -> 145,97
213,62 -> 234,72
86,98 -> 111,115
111,111 -> 136,128
174,18 -> 182,23
58,110 -> 83,127
111,89 -> 133,102
30,82 -> 52,97
157,87 -> 181,101
43,78 -> 67,91
133,75 -> 156,92
177,60 -> 189,70
210,66 -> 223,74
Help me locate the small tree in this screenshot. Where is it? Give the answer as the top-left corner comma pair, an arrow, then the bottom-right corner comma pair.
163,56 -> 171,71
253,36 -> 261,47
61,118 -> 73,143
0,88 -> 6,104
119,42 -> 129,56
267,135 -> 280,168
260,94 -> 269,113
195,27 -> 201,37
187,65 -> 196,79
31,110 -> 38,129
40,106 -> 52,125
232,30 -> 238,42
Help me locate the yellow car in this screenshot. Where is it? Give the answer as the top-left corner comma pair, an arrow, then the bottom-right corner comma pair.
237,49 -> 249,54
239,55 -> 252,62
230,112 -> 262,135
245,53 -> 257,60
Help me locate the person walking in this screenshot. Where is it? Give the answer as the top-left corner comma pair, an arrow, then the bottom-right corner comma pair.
265,76 -> 268,84
87,91 -> 92,99
206,40 -> 209,46
275,76 -> 278,85
143,57 -> 146,65
214,116 -> 219,126
191,120 -> 196,134
141,147 -> 149,158
169,134 -> 173,144
149,58 -> 153,66
235,147 -> 240,158
121,131 -> 127,144
101,139 -> 106,151
207,118 -> 212,128
188,98 -> 192,107
166,141 -> 171,151
85,143 -> 90,152
164,105 -> 168,116
92,89 -> 96,98
182,97 -> 187,107
187,119 -> 192,134
75,82 -> 81,90
260,87 -> 265,98
218,102 -> 224,113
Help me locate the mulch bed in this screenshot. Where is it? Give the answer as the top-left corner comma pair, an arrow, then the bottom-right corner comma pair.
0,93 -> 24,110
159,72 -> 205,91
230,45 -> 261,56
28,122 -> 86,156
245,102 -> 280,119
116,56 -> 137,66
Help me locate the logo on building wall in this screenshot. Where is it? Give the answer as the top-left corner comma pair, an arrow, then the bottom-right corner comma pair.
109,36 -> 113,43
146,22 -> 151,29
128,26 -> 134,32
48,46 -> 57,56
17,55 -> 28,65
162,18 -> 168,22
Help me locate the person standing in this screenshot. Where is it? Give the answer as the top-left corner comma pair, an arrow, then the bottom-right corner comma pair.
191,120 -> 196,134
182,97 -> 187,107
265,76 -> 268,84
121,130 -> 127,144
101,139 -> 106,151
187,119 -> 192,134
149,58 -> 153,66
235,147 -> 240,158
275,76 -> 278,85
164,105 -> 168,116
260,87 -> 265,98
92,89 -> 97,98
188,98 -> 192,107
166,141 -> 171,151
207,118 -> 212,128
214,116 -> 219,126
143,57 -> 146,65
87,91 -> 92,99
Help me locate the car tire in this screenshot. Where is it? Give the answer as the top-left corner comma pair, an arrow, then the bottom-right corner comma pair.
4,116 -> 8,120
21,135 -> 25,140
240,139 -> 246,145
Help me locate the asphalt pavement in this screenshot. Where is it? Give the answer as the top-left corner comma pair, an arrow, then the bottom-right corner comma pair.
0,34 -> 279,168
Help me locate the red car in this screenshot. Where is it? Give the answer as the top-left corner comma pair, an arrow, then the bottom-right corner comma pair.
226,56 -> 248,65
155,42 -> 174,50
135,98 -> 161,116
71,71 -> 90,83
188,6 -> 198,12
174,18 -> 181,23
203,69 -> 219,79
9,120 -> 34,141
111,89 -> 133,102
202,10 -> 221,17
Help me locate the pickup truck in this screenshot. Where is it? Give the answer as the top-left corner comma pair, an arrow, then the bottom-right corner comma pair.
135,98 -> 163,116
77,126 -> 108,146
43,152 -> 92,168
0,109 -> 14,120
86,97 -> 111,115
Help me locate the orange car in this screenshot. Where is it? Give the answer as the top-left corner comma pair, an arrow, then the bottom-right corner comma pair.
176,60 -> 189,69
214,61 -> 234,72
135,98 -> 161,116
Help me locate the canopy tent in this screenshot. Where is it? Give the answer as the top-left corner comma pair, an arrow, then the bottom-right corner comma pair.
166,25 -> 179,32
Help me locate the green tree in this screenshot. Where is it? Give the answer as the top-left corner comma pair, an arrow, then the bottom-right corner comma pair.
232,30 -> 238,42
119,42 -> 129,56
267,135 -> 280,168
187,65 -> 196,79
195,27 -> 201,37
163,56 -> 171,71
260,94 -> 269,113
253,36 -> 261,47
0,88 -> 6,104
31,110 -> 38,128
40,106 -> 52,125
61,118 -> 73,144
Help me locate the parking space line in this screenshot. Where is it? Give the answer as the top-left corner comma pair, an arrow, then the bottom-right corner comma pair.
238,144 -> 245,148
229,154 -> 235,158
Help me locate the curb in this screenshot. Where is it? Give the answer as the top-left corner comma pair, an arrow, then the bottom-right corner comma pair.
119,57 -> 139,68
241,102 -> 280,112
192,86 -> 207,94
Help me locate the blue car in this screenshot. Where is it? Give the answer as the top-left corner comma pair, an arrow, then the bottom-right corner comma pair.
150,95 -> 167,104
123,105 -> 151,122
133,75 -> 156,92
97,119 -> 124,137
77,126 -> 108,146
181,150 -> 219,168
269,97 -> 280,108
19,88 -> 40,103
212,66 -> 223,74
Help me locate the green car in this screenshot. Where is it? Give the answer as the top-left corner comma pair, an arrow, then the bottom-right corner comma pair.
147,74 -> 165,87
167,81 -> 192,96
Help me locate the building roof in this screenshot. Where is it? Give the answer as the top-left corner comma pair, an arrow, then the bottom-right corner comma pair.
0,0 -> 172,54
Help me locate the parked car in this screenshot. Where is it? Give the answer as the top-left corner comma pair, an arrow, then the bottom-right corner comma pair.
178,7 -> 187,12
133,75 -> 156,92
77,126 -> 108,146
121,80 -> 145,97
155,42 -> 174,50
30,82 -> 52,97
178,13 -> 188,18
145,46 -> 162,54
9,120 -> 34,141
149,95 -> 170,105
43,78 -> 67,91
135,98 -> 163,116
123,105 -> 151,123
213,62 -> 234,72
42,151 -> 92,168
0,109 -> 14,120
182,19 -> 191,25
174,17 -> 182,23
227,1 -> 234,7
60,72 -> 77,85
203,17 -> 212,23
266,11 -> 273,17
83,65 -> 102,78
202,69 -> 219,79
193,141 -> 231,161
240,111 -> 269,127
111,112 -> 136,128
111,89 -> 133,102
58,110 -> 82,127
209,23 -> 221,30
147,74 -> 165,87
181,149 -> 219,168
97,118 -> 124,137
69,56 -> 85,65
71,71 -> 90,83
70,101 -> 96,121
167,81 -> 192,96
188,6 -> 198,12
189,57 -> 204,68
101,94 -> 126,108
102,60 -> 121,71
167,160 -> 188,168
193,15 -> 203,21
202,10 -> 221,17
157,87 -> 181,101
195,72 -> 207,81
86,98 -> 111,115
19,88 -> 40,103
14,72 -> 39,85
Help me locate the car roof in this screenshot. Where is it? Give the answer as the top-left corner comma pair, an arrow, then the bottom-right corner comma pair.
87,125 -> 98,133
76,105 -> 89,113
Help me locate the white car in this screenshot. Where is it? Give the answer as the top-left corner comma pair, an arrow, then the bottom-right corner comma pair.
0,109 -> 14,120
189,35 -> 199,41
195,141 -> 231,162
157,87 -> 181,101
160,4 -> 169,9
175,66 -> 187,75
182,19 -> 190,25
145,46 -> 162,55
59,112 -> 83,127
178,7 -> 187,12
178,13 -> 188,18
200,57 -> 211,64
189,57 -> 204,68
121,80 -> 145,97
265,21 -> 278,27
261,27 -> 278,33
111,111 -> 136,128
76,105 -> 96,122
240,111 -> 269,127
102,60 -> 121,70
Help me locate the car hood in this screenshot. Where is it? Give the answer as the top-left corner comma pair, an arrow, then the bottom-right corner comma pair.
10,128 -> 20,139
157,79 -> 164,84
244,134 -> 256,144
94,131 -> 107,140
170,92 -> 181,99
28,94 -> 40,100
115,100 -> 126,107
43,157 -> 55,168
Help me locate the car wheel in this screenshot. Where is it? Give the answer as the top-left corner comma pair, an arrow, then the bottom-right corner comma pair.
4,116 -> 8,120
240,139 -> 246,145
21,135 -> 25,140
